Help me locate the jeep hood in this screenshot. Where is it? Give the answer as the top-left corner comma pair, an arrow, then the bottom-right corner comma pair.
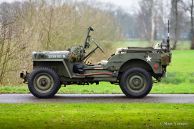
32,51 -> 70,59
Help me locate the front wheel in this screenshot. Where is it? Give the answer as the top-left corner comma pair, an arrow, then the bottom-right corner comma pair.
28,67 -> 61,98
119,68 -> 152,98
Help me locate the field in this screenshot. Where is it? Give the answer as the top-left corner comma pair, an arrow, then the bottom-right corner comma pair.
0,103 -> 194,129
0,49 -> 194,94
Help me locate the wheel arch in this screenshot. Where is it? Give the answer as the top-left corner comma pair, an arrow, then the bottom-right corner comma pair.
33,61 -> 72,78
119,59 -> 154,76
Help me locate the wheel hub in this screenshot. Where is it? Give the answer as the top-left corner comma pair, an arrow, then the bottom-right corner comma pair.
128,74 -> 145,91
34,74 -> 54,93
39,78 -> 48,87
132,78 -> 141,86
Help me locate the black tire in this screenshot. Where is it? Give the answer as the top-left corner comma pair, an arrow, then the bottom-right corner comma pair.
119,67 -> 152,98
28,67 -> 61,98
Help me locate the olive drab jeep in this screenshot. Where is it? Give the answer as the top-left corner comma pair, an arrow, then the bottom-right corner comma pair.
20,26 -> 172,98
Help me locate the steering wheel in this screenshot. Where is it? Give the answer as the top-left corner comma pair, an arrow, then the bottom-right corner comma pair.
92,39 -> 104,53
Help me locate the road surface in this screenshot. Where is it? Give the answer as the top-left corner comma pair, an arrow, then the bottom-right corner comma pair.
0,94 -> 194,103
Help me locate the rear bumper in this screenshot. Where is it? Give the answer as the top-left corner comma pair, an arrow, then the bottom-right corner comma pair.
20,71 -> 29,83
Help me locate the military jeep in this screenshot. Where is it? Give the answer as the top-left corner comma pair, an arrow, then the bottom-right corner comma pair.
20,27 -> 171,98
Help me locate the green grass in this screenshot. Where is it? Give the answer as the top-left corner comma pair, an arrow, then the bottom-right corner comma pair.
1,49 -> 194,94
168,50 -> 194,73
0,103 -> 194,129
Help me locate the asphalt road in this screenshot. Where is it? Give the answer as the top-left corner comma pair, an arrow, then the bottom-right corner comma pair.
0,94 -> 194,103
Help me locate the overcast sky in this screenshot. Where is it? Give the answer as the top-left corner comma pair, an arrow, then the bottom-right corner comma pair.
0,0 -> 140,11
93,0 -> 139,10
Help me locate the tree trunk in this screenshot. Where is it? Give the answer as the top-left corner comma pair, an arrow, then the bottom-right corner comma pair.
46,7 -> 54,50
150,0 -> 155,43
191,0 -> 194,49
171,0 -> 179,50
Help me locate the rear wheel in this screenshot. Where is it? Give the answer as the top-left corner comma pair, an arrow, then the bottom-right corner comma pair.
119,67 -> 152,98
28,67 -> 61,98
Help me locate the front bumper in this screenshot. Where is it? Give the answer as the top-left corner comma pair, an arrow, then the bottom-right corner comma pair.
20,71 -> 29,83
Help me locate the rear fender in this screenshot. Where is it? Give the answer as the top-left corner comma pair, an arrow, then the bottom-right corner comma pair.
119,58 -> 164,78
119,59 -> 154,73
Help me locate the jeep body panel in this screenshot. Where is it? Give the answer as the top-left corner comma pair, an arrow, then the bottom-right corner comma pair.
32,48 -> 171,83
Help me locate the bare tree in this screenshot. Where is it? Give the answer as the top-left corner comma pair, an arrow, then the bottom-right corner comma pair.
171,0 -> 181,50
180,0 -> 194,49
191,0 -> 194,49
138,0 -> 163,43
138,0 -> 150,41
150,0 -> 155,43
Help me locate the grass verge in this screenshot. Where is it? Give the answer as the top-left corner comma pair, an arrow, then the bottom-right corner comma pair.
0,103 -> 193,129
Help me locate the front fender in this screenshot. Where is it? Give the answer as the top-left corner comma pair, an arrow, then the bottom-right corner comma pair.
33,59 -> 72,78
